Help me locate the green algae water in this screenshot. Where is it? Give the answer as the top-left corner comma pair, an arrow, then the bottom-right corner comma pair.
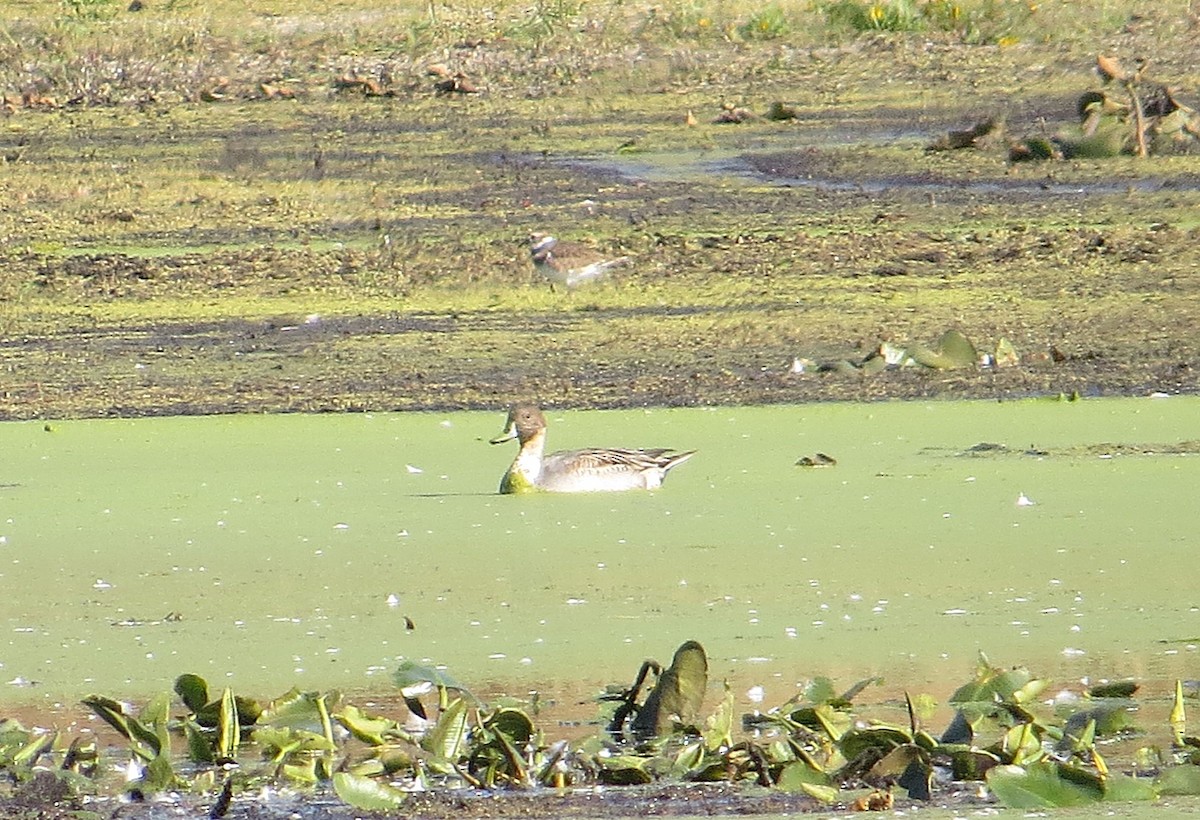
1,397 -> 1197,711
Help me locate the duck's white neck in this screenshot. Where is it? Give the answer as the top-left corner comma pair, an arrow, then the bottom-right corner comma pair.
514,429 -> 547,482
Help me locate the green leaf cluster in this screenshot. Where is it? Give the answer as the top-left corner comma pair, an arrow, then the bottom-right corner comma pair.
40,649 -> 1200,812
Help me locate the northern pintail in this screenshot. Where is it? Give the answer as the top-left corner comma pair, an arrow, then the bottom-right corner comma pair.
529,233 -> 631,288
489,404 -> 695,493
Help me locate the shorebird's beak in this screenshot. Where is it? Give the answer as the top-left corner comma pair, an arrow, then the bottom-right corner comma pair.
489,423 -> 517,445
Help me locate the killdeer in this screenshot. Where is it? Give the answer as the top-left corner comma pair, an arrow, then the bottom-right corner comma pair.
528,233 -> 631,288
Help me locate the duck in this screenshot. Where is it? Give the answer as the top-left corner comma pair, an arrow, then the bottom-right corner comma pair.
489,404 -> 696,494
528,233 -> 631,288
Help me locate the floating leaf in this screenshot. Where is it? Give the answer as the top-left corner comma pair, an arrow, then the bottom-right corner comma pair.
907,330 -> 978,369
1059,122 -> 1127,159
1102,771 -> 1157,802
1003,721 -> 1044,766
777,759 -> 831,792
840,725 -> 912,760
1063,704 -> 1133,741
174,674 -> 209,714
673,740 -> 705,772
182,720 -> 214,764
336,705 -> 398,747
1171,680 -> 1187,746
986,762 -> 1099,808
868,743 -> 921,779
217,688 -> 239,760
486,708 -> 535,746
994,337 -> 1019,367
936,329 -> 978,368
805,677 -> 838,705
253,725 -> 335,760
81,695 -> 161,761
631,640 -> 708,738
1088,680 -> 1138,699
798,782 -> 840,803
425,697 -> 469,762
948,747 -> 1001,780
703,684 -> 735,751
598,756 -> 653,785
949,657 -> 1043,705
790,703 -> 849,741
194,694 -> 262,729
260,688 -> 337,735
1157,764 -> 1200,795
393,661 -> 470,698
10,731 -> 55,768
281,758 -> 319,785
899,757 -> 933,800
332,771 -> 407,811
138,753 -> 177,793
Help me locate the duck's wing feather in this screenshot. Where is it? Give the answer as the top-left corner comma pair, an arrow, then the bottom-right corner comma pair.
548,447 -> 692,473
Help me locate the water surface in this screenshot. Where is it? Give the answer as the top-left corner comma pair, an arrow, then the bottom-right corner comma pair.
1,397 -> 1196,713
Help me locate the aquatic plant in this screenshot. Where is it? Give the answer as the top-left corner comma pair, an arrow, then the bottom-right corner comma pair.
1009,56 -> 1200,162
30,649 -> 1200,813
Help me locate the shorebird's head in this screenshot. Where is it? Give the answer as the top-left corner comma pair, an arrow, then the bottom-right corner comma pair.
528,233 -> 558,256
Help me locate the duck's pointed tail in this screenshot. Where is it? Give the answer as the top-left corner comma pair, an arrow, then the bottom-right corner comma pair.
662,449 -> 697,473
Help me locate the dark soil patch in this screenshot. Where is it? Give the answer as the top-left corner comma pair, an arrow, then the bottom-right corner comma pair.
0,780 -> 992,819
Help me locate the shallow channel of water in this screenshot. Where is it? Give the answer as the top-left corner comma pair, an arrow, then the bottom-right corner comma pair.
1,397 -> 1197,717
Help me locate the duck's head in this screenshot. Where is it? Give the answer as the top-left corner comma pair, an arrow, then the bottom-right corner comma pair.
490,403 -> 548,445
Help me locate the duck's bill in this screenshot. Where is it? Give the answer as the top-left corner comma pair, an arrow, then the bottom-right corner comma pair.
489,425 -> 517,445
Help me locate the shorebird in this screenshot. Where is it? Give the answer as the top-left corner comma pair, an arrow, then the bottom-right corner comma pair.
528,233 -> 631,288
490,404 -> 695,493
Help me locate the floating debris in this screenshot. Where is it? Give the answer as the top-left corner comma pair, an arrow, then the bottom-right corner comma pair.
963,442 -> 1008,455
850,790 -> 894,811
714,102 -> 756,124
334,74 -> 388,97
433,72 -> 482,96
798,330 -> 1019,377
428,63 -> 482,95
926,117 -> 1005,151
765,101 -> 799,121
259,82 -> 296,101
198,78 -> 230,103
796,453 -> 837,468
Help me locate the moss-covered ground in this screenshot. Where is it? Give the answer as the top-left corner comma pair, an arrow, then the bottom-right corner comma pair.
1,1 -> 1198,419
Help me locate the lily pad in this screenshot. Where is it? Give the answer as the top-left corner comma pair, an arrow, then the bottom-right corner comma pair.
909,330 -> 978,369
1157,764 -> 1200,795
332,771 -> 407,811
631,640 -> 708,738
949,656 -> 1044,705
336,704 -> 399,746
424,697 -> 469,762
598,756 -> 654,785
777,759 -> 832,792
986,762 -> 1099,808
393,661 -> 469,694
174,674 -> 209,714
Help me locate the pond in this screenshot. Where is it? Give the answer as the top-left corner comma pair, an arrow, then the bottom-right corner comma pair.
1,396 -> 1197,720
